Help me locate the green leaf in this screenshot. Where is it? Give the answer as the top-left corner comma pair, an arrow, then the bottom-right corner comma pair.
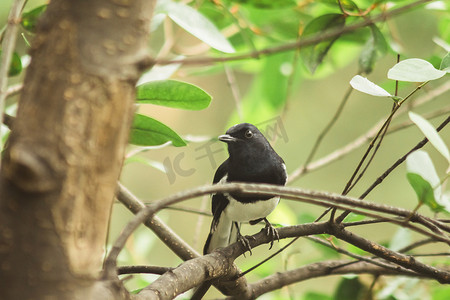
136,80 -> 211,110
21,5 -> 47,32
334,277 -> 364,300
350,75 -> 391,97
409,112 -> 450,163
406,150 -> 447,213
440,52 -> 450,72
130,114 -> 186,147
301,14 -> 346,74
9,52 -> 22,76
387,58 -> 446,82
407,173 -> 444,212
159,1 -> 235,53
358,25 -> 388,74
0,51 -> 22,76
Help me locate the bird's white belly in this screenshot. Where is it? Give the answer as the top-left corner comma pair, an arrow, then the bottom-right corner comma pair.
223,195 -> 280,222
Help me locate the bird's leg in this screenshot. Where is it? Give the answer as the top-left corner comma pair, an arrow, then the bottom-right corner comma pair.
248,218 -> 279,249
234,222 -> 255,255
263,218 -> 279,250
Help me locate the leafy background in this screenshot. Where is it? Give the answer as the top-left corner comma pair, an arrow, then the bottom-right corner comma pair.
1,0 -> 449,299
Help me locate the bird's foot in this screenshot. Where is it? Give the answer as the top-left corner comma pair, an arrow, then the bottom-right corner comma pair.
238,234 -> 256,256
263,218 -> 279,250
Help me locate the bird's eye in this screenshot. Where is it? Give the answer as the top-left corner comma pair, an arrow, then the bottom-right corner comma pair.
245,130 -> 253,138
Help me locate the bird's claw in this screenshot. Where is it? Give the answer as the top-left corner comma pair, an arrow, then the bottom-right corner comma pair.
263,219 -> 279,250
238,235 -> 256,256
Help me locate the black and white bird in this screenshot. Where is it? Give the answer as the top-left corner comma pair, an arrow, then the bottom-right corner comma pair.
203,123 -> 287,255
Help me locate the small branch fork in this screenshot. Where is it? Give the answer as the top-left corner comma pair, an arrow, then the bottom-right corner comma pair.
108,181 -> 450,299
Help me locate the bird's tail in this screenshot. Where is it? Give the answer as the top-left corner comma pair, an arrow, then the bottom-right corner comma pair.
203,214 -> 240,254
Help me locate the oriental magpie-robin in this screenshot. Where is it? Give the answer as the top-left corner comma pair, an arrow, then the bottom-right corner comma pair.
203,123 -> 287,255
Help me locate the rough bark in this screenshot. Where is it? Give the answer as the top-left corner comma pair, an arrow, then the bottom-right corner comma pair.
0,0 -> 155,298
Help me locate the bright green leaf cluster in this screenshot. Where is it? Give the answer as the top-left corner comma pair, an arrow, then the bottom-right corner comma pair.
129,80 -> 212,147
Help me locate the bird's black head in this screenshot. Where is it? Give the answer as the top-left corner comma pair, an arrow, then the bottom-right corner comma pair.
218,123 -> 286,186
219,123 -> 270,157
219,123 -> 263,142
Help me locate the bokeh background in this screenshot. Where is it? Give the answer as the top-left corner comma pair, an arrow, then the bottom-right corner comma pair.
1,0 -> 449,299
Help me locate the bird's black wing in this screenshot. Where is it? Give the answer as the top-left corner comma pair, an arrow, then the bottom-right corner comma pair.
203,159 -> 229,254
211,158 -> 229,217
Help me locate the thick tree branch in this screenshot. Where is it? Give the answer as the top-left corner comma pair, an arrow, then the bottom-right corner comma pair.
108,182 -> 450,275
118,265 -> 172,276
135,220 -> 450,299
138,222 -> 331,299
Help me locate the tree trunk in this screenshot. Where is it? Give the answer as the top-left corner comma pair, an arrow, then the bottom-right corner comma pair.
0,0 -> 155,298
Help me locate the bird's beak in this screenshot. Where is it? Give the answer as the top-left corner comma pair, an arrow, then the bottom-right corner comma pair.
219,134 -> 237,143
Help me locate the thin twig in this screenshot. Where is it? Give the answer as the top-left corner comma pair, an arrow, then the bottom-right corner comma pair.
341,100 -> 401,196
336,115 -> 450,223
331,226 -> 450,283
153,0 -> 433,66
397,238 -> 436,253
302,84 -> 354,174
238,237 -> 300,278
288,78 -> 450,184
343,218 -> 391,227
163,204 -> 211,217
306,236 -> 419,276
241,259 -> 433,300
